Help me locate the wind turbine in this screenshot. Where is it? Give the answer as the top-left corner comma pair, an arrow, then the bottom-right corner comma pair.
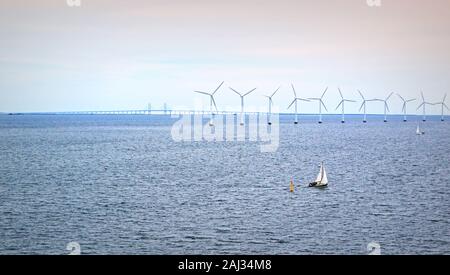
308,87 -> 328,124
288,84 -> 310,124
229,86 -> 257,126
417,92 -> 433,122
264,86 -> 280,125
335,88 -> 356,123
433,94 -> 448,121
380,92 -> 394,122
194,81 -> 224,126
397,94 -> 416,122
358,90 -> 371,123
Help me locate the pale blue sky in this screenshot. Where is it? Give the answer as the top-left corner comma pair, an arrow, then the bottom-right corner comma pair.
0,0 -> 449,114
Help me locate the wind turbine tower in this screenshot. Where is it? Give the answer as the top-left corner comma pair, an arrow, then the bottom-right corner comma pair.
308,87 -> 328,124
381,92 -> 394,122
288,84 -> 310,124
335,88 -> 356,123
397,94 -> 416,122
358,90 -> 369,123
264,86 -> 280,125
229,87 -> 257,126
417,92 -> 433,122
434,94 -> 448,122
193,81 -> 224,126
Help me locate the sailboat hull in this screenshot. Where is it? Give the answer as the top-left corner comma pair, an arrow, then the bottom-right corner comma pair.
308,182 -> 328,187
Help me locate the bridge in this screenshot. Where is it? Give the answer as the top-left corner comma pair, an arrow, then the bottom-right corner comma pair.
6,109 -> 269,116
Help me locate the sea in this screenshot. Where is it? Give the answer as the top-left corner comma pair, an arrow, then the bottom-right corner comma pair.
0,114 -> 449,255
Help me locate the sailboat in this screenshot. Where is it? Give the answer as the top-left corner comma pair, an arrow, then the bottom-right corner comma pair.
416,125 -> 425,135
309,162 -> 328,187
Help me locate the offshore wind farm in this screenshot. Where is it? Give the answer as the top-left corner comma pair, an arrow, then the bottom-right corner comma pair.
6,86 -> 448,124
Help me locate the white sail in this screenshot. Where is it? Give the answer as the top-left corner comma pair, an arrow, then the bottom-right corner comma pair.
310,162 -> 329,187
315,164 -> 323,182
314,162 -> 328,186
321,166 -> 328,185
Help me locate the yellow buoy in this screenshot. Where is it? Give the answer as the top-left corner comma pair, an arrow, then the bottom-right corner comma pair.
289,179 -> 295,192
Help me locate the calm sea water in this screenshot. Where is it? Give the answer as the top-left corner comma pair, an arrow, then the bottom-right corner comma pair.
0,114 -> 449,255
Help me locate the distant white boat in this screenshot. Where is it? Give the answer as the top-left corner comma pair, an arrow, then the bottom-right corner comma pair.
309,162 -> 328,187
416,125 -> 425,135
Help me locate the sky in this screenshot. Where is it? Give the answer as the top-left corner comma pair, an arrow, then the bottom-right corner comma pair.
0,0 -> 449,114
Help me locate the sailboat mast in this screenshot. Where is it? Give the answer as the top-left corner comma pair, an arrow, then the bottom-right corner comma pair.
320,162 -> 324,182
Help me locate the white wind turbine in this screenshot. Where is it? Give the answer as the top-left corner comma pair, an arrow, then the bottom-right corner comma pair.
335,88 -> 356,123
264,86 -> 281,125
288,84 -> 310,124
397,94 -> 416,122
358,90 -> 377,123
229,86 -> 257,126
417,92 -> 433,122
378,92 -> 394,122
194,81 -> 224,126
433,94 -> 448,121
308,87 -> 328,124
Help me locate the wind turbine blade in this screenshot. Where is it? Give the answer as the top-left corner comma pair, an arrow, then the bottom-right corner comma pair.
299,98 -> 310,102
336,101 -> 343,110
212,81 -> 225,95
443,93 -> 447,102
345,100 -> 357,103
359,102 -> 365,112
406,98 -> 416,102
271,86 -> 281,98
321,87 -> 328,99
243,88 -> 256,97
211,96 -> 218,112
287,99 -> 296,109
321,101 -> 328,112
385,102 -> 390,113
194,91 -> 210,96
421,92 -> 425,101
338,88 -> 343,100
308,98 -> 320,100
386,92 -> 394,101
417,102 -> 424,110
229,87 -> 242,96
291,84 -> 297,98
397,94 -> 405,102
358,90 -> 365,100
444,103 -> 449,110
